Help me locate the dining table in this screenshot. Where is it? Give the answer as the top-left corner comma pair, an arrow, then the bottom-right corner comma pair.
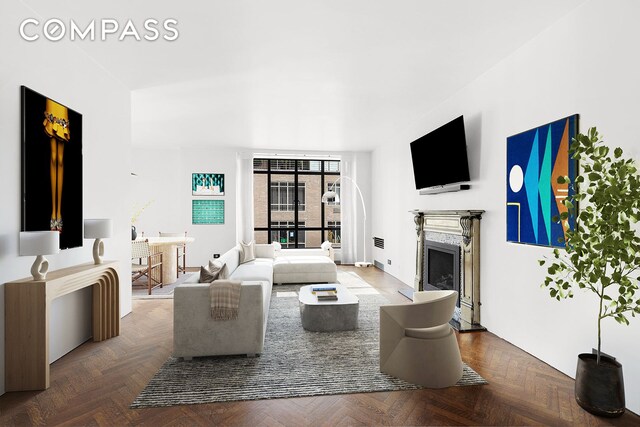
137,236 -> 195,284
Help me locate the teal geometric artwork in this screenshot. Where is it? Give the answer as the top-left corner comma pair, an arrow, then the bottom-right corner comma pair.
507,115 -> 578,247
192,173 -> 224,196
192,200 -> 225,224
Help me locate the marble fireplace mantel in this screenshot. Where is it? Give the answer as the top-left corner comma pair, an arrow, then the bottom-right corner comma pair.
410,209 -> 485,330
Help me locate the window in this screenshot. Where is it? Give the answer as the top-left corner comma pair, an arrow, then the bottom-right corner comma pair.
270,182 -> 305,211
327,221 -> 341,245
253,159 -> 340,248
271,221 -> 305,248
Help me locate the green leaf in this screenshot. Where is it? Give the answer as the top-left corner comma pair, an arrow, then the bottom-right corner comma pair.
614,147 -> 623,158
538,260 -> 545,266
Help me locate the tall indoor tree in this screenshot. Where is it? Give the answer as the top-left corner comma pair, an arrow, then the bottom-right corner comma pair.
540,127 -> 640,417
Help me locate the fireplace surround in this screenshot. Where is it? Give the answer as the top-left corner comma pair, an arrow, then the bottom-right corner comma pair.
410,210 -> 485,332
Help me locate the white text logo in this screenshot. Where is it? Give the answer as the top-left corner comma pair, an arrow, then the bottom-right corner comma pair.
19,18 -> 179,42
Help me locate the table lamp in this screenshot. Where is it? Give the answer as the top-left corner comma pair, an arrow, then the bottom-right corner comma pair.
84,219 -> 113,264
19,231 -> 60,280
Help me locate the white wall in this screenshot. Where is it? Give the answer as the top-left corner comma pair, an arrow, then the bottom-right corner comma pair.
372,0 -> 640,413
0,3 -> 131,394
131,147 -> 238,267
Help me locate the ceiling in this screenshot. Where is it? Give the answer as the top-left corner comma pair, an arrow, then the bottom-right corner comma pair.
22,0 -> 586,151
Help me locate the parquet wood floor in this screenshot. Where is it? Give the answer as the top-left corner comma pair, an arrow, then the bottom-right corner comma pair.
1,266 -> 638,426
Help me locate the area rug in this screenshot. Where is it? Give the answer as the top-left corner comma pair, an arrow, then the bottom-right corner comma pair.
132,272 -> 197,299
130,273 -> 487,408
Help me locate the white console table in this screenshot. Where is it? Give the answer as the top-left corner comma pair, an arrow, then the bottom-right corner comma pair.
4,261 -> 120,391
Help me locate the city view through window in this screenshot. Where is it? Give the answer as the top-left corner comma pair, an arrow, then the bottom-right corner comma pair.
253,158 -> 341,248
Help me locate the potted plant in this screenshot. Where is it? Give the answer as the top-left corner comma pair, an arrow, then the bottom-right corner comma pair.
131,200 -> 153,240
540,127 -> 640,417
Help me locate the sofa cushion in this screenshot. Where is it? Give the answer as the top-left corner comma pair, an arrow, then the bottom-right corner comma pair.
219,247 -> 241,276
273,256 -> 336,273
255,243 -> 275,259
230,260 -> 273,284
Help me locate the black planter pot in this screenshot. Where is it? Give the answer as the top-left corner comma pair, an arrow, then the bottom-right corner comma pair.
131,225 -> 137,241
575,353 -> 625,417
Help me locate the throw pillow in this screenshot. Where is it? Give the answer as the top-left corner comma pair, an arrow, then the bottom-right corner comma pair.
272,241 -> 282,251
208,259 -> 224,276
321,240 -> 332,251
239,240 -> 256,264
209,259 -> 229,280
219,263 -> 230,279
198,265 -> 217,283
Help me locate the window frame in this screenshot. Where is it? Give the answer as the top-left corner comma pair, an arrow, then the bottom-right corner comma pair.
254,158 -> 340,248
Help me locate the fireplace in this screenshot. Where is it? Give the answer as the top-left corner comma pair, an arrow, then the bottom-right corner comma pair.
425,241 -> 460,293
424,241 -> 461,320
410,210 -> 485,332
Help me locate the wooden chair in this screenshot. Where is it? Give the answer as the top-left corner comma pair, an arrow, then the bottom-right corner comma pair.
159,231 -> 187,278
131,240 -> 163,295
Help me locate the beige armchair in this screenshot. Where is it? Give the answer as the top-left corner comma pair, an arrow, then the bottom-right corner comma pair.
379,290 -> 462,388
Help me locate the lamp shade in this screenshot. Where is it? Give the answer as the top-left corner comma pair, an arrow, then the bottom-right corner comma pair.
321,190 -> 340,204
84,219 -> 113,239
19,231 -> 60,256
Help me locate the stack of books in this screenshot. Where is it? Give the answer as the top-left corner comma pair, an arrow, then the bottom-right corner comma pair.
311,285 -> 338,301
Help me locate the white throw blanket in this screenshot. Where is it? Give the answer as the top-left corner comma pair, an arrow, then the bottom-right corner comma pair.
209,280 -> 242,320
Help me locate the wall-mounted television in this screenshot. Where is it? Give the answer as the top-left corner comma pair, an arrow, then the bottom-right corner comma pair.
409,115 -> 470,192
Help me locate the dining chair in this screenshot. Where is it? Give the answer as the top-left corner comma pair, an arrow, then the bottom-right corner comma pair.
131,240 -> 163,295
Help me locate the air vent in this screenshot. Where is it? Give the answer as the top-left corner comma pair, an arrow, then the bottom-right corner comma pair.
374,260 -> 385,271
374,237 -> 384,249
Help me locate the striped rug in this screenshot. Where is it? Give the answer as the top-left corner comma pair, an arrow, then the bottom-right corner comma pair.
131,274 -> 486,408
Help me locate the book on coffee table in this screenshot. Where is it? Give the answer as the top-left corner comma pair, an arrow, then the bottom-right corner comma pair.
315,290 -> 338,301
312,286 -> 337,293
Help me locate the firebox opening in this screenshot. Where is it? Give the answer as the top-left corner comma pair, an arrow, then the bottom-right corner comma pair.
424,240 -> 461,321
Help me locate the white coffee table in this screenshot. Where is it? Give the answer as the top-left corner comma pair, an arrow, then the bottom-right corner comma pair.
298,284 -> 359,332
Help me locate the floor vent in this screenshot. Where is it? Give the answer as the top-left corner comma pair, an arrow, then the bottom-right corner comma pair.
374,260 -> 385,270
374,237 -> 384,249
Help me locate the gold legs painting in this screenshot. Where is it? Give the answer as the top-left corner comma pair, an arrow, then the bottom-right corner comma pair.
21,86 -> 83,250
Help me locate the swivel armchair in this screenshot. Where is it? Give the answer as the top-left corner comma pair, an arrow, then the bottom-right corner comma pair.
379,290 -> 462,388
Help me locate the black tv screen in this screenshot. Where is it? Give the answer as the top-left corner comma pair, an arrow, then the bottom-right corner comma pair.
410,115 -> 470,190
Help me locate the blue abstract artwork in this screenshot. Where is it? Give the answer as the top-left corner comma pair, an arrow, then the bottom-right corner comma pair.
506,115 -> 578,247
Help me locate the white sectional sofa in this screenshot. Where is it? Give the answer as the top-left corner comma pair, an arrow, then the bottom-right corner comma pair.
274,247 -> 337,284
173,243 -> 337,359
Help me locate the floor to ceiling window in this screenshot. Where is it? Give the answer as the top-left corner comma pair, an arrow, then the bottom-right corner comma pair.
253,158 -> 341,248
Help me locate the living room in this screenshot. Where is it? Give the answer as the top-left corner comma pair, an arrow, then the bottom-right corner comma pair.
1,0 -> 640,425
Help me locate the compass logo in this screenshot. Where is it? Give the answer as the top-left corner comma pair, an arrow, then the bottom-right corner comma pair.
19,18 -> 179,42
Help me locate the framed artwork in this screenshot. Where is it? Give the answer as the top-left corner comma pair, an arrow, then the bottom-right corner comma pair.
21,86 -> 83,250
192,173 -> 224,196
192,200 -> 225,224
506,114 -> 578,248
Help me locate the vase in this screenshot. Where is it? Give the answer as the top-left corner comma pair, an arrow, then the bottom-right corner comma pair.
575,353 -> 625,417
131,225 -> 137,241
